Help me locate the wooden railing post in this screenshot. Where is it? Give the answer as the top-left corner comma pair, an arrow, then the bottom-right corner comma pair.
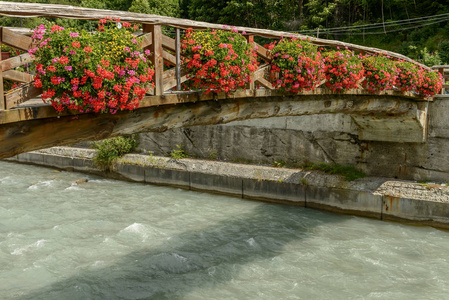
175,28 -> 181,91
143,24 -> 163,95
245,34 -> 255,91
0,27 -> 5,110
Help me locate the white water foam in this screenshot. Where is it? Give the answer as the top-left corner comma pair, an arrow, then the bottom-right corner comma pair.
11,239 -> 46,255
120,223 -> 148,241
65,184 -> 84,191
28,180 -> 55,190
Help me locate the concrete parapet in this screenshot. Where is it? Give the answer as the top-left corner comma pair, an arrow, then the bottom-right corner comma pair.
190,172 -> 243,197
243,178 -> 305,205
144,167 -> 190,189
116,163 -> 145,182
306,185 -> 382,219
382,195 -> 449,229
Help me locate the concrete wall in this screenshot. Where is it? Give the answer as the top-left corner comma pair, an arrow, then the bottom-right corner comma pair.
136,96 -> 449,182
7,147 -> 449,229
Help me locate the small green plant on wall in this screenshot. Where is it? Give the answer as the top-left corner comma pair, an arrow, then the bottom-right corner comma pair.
169,144 -> 189,159
93,135 -> 138,170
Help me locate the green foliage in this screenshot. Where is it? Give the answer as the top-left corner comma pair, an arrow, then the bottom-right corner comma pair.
303,162 -> 365,181
439,41 -> 449,65
169,145 -> 189,159
272,160 -> 287,168
93,136 -> 139,170
207,150 -> 218,160
418,47 -> 442,67
129,0 -> 180,17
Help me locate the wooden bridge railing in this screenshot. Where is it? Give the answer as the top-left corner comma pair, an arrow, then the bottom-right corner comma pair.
433,65 -> 449,94
0,1 -> 431,112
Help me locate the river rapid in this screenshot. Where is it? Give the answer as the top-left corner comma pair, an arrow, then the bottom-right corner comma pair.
1,161 -> 449,299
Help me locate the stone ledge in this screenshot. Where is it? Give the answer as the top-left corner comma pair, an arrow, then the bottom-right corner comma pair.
5,146 -> 449,229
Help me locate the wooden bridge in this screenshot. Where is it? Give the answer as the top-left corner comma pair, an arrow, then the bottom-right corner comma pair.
0,2 -> 437,160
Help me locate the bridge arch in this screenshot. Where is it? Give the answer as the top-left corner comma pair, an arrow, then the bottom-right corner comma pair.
0,2 -> 441,159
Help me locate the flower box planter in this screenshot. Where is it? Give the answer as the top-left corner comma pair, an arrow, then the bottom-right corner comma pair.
1,52 -> 10,60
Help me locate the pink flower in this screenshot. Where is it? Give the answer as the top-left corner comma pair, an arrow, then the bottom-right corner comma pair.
69,32 -> 79,38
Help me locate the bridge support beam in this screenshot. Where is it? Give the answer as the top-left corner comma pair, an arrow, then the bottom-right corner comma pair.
0,93 -> 429,160
352,103 -> 428,143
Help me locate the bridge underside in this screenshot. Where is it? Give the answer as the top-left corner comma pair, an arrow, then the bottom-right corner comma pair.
0,90 -> 428,160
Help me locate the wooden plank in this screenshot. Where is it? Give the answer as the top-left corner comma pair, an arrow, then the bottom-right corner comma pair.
3,70 -> 34,83
176,28 -> 181,91
162,67 -> 188,91
162,34 -> 176,52
163,50 -> 176,65
0,2 -> 430,70
145,24 -> 164,96
140,32 -> 152,48
4,83 -> 42,109
255,77 -> 274,90
254,64 -> 270,80
255,43 -> 271,61
2,27 -> 33,51
1,53 -> 34,72
0,28 -> 4,110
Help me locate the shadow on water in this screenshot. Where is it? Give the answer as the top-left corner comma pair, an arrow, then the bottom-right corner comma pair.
18,202 -> 345,300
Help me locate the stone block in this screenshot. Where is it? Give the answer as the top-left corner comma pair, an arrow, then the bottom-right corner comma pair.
72,157 -> 97,172
190,172 -> 242,197
144,167 -> 190,189
116,163 -> 145,182
306,185 -> 382,218
382,195 -> 449,228
41,154 -> 73,170
16,152 -> 44,164
243,178 -> 305,205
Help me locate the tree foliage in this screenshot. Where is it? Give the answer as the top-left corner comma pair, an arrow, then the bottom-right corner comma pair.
1,0 -> 449,63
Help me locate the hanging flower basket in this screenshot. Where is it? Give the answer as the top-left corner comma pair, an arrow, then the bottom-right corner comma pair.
181,27 -> 258,94
269,38 -> 324,93
30,18 -> 154,114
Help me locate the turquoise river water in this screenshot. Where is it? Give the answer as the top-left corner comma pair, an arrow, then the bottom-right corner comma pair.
1,161 -> 449,299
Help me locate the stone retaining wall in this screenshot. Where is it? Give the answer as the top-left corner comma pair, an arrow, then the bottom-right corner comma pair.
136,95 -> 449,182
6,146 -> 449,229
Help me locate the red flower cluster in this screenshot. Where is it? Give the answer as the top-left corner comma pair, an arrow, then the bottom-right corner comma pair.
416,69 -> 443,98
31,18 -> 154,114
181,28 -> 257,94
323,50 -> 364,92
270,38 -> 324,93
360,54 -> 398,93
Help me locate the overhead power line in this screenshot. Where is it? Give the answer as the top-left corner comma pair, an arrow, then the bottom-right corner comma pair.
293,12 -> 449,35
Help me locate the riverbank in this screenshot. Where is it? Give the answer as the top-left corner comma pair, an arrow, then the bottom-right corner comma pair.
5,146 -> 449,229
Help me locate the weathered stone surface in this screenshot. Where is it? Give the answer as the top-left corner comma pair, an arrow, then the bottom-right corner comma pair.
137,96 -> 449,182
382,195 -> 449,228
243,178 -> 306,205
116,163 -> 145,182
190,172 -> 242,197
306,185 -> 382,218
144,167 -> 190,189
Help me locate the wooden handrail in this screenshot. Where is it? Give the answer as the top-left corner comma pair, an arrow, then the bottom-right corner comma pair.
0,1 -> 430,70
432,65 -> 449,95
0,2 -> 434,111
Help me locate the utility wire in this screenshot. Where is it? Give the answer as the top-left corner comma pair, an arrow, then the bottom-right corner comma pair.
294,12 -> 449,34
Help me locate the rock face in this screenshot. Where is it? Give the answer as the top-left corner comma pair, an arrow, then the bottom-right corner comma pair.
137,96 -> 449,182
